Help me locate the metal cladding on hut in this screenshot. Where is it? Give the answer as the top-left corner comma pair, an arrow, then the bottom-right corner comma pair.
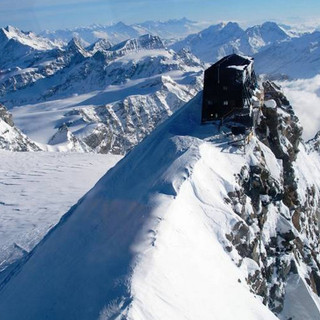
201,54 -> 258,126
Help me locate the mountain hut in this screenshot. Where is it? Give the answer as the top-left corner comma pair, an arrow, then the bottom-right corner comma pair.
201,54 -> 258,130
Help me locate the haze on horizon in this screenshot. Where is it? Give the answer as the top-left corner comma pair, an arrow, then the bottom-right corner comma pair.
1,0 -> 320,32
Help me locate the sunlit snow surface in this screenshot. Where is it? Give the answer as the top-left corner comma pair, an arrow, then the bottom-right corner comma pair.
0,151 -> 121,273
0,92 -> 320,319
0,94 -> 280,320
6,48 -> 202,152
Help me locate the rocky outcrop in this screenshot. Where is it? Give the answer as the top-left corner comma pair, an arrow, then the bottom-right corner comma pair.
256,81 -> 303,208
49,75 -> 202,154
307,131 -> 320,153
48,123 -> 91,152
0,104 -> 14,126
225,82 -> 320,317
0,103 -> 41,151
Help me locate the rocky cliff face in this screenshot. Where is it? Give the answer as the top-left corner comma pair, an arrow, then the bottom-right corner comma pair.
307,131 -> 320,154
0,104 -> 41,151
225,81 -> 320,318
57,75 -> 202,154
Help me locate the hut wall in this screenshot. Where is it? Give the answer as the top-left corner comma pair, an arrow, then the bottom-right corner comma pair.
202,68 -> 245,122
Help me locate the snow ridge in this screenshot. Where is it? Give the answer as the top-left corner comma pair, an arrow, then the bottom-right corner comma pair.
1,87 -> 320,320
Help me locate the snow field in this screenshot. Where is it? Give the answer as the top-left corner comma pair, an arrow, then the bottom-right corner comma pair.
0,151 -> 121,274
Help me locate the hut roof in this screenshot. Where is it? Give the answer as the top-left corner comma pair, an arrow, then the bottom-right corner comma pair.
207,54 -> 254,72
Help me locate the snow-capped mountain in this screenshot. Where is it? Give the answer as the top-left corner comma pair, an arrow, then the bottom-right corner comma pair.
0,35 -> 90,97
1,33 -> 198,102
87,39 -> 112,54
246,21 -> 289,53
40,22 -> 143,46
171,22 -> 246,62
39,18 -> 205,45
0,104 -> 40,151
1,33 -> 203,153
135,17 -> 205,40
171,21 -> 290,63
1,83 -> 319,320
105,34 -> 165,58
0,20 -> 318,156
0,26 -> 60,69
254,31 -> 320,78
0,25 -> 58,52
170,21 -> 320,78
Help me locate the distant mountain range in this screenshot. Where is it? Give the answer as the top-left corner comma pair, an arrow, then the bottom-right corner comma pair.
0,19 -> 319,153
0,27 -> 204,153
39,18 -> 205,45
36,19 -> 320,79
171,21 -> 320,78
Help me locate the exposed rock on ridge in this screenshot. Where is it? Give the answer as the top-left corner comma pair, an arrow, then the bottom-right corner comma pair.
226,82 -> 320,318
0,104 -> 41,151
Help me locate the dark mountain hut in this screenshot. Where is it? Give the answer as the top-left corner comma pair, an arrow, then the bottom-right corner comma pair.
201,54 -> 258,130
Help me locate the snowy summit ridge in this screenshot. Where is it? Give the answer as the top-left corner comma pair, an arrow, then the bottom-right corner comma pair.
0,83 -> 320,320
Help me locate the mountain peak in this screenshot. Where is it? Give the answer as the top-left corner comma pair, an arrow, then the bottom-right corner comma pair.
0,25 -> 23,43
307,130 -> 320,153
110,33 -> 165,53
87,38 -> 112,53
66,37 -> 88,56
67,36 -> 83,48
4,25 -> 20,34
221,22 -> 244,34
138,33 -> 165,49
113,21 -> 130,29
0,25 -> 58,51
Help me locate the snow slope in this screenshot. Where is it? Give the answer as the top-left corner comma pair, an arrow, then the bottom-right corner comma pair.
4,43 -> 203,154
254,31 -> 320,78
0,151 -> 121,278
171,22 -> 247,62
170,21 -> 320,78
1,92 -> 313,320
171,21 -> 290,63
0,26 -> 60,69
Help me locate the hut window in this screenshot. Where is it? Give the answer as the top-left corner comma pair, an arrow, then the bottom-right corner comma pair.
223,100 -> 229,106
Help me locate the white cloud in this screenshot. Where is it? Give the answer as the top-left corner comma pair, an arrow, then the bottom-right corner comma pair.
280,75 -> 320,140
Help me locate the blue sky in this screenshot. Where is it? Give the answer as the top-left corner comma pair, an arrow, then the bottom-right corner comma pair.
1,0 -> 320,31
